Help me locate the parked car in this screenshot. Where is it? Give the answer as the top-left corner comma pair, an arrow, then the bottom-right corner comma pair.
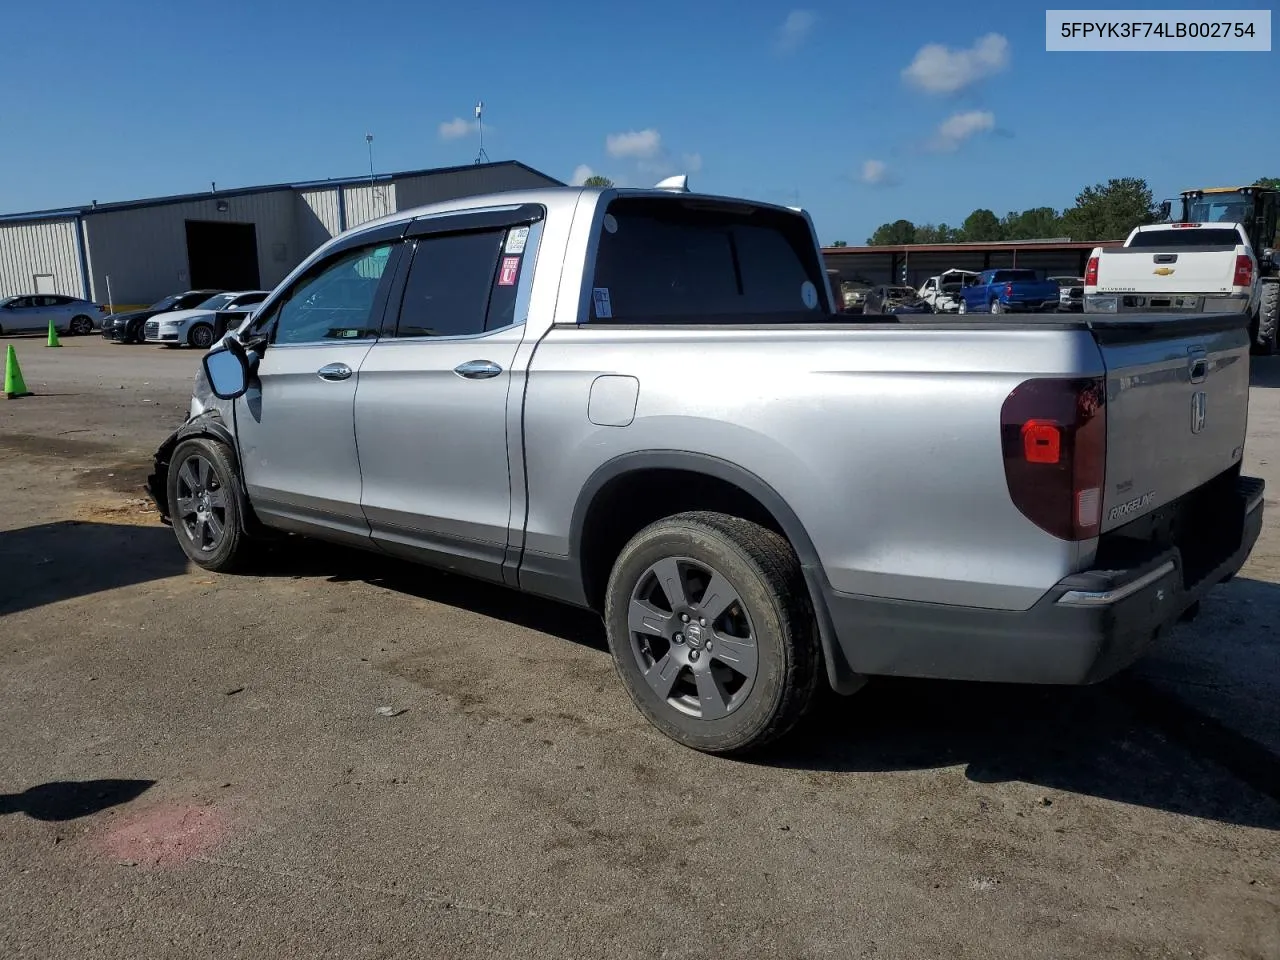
0,294 -> 107,335
863,284 -> 932,315
145,291 -> 270,348
918,269 -> 978,314
147,182 -> 1262,755
839,279 -> 873,314
958,269 -> 1060,315
102,290 -> 224,344
1050,276 -> 1085,313
825,270 -> 846,313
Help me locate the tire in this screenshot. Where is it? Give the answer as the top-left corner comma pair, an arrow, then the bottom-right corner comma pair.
188,324 -> 215,349
603,511 -> 822,754
166,438 -> 254,572
957,300 -> 967,315
69,315 -> 93,336
990,299 -> 1003,315
1254,282 -> 1278,356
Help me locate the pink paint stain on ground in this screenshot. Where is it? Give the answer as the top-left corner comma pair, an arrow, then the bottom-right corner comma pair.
98,803 -> 231,868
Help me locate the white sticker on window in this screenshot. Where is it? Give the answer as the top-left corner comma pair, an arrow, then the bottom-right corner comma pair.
801,280 -> 819,309
592,287 -> 613,319
505,226 -> 529,255
603,214 -> 618,234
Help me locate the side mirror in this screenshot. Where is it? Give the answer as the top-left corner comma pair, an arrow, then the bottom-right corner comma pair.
1263,248 -> 1276,269
202,337 -> 251,400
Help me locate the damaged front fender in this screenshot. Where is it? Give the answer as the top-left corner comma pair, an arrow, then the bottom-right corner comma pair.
145,411 -> 239,525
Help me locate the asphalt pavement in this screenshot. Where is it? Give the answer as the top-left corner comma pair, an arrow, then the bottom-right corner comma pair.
1,335 -> 1278,960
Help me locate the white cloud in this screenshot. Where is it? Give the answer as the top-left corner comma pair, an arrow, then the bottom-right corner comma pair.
859,160 -> 889,184
902,33 -> 1009,94
606,128 -> 662,159
682,152 -> 703,173
775,10 -> 817,55
570,164 -> 596,185
438,117 -> 478,140
931,110 -> 995,151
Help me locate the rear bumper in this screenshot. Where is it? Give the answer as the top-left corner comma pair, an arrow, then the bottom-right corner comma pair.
1002,300 -> 1058,313
819,475 -> 1264,686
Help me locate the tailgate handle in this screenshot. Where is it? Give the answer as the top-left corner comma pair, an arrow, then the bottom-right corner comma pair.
1153,254 -> 1178,264
1188,348 -> 1208,384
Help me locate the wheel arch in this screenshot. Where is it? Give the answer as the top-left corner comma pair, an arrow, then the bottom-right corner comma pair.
566,451 -> 861,694
147,412 -> 261,534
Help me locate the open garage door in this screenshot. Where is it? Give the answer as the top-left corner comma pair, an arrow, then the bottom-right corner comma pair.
185,220 -> 261,291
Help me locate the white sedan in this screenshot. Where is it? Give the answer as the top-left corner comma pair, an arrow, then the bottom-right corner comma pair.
144,291 -> 269,348
0,294 -> 109,335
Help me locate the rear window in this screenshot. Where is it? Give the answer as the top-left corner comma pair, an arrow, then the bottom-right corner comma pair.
590,197 -> 827,323
1128,228 -> 1241,248
991,270 -> 1039,282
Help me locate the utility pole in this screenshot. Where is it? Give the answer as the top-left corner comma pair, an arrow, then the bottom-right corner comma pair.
474,102 -> 489,165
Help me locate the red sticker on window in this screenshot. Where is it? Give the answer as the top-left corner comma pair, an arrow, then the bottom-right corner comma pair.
498,256 -> 520,286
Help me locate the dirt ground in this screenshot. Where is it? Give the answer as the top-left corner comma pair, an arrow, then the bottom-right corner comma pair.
2,335 -> 1279,960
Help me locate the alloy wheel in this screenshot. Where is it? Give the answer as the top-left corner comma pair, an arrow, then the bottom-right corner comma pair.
174,454 -> 228,552
627,557 -> 758,721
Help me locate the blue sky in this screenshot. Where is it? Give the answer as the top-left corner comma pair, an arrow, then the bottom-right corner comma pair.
2,1 -> 1275,244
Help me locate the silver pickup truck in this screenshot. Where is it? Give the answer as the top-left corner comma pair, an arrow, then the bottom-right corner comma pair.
147,182 -> 1265,754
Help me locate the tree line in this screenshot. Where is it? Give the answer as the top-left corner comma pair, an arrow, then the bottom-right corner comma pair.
845,176 -> 1280,247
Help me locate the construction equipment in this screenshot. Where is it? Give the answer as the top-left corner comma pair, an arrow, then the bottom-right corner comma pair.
1161,185 -> 1278,353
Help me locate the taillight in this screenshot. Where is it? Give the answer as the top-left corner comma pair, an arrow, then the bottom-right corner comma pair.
1084,255 -> 1099,286
1004,283 -> 1013,297
1001,377 -> 1106,541
1234,254 -> 1253,287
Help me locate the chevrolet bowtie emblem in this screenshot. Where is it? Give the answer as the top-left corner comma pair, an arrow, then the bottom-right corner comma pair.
1153,267 -> 1175,276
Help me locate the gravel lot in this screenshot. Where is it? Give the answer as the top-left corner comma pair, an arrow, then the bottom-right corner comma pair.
2,335 -> 1279,960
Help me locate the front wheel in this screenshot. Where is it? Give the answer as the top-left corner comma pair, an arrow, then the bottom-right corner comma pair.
604,511 -> 822,754
167,438 -> 255,572
188,323 -> 214,349
1254,283 -> 1278,356
957,300 -> 967,315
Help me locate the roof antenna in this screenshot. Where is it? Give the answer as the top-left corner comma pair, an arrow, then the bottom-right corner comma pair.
474,101 -> 490,165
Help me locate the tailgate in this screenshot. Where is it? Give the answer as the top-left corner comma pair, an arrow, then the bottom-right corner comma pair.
1092,313 -> 1250,531
1096,249 -> 1238,294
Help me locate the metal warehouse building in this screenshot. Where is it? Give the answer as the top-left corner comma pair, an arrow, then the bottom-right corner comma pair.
0,160 -> 561,308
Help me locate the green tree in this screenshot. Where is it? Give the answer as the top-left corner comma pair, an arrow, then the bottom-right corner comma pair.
1001,206 -> 1063,240
829,240 -> 848,247
866,219 -> 917,245
1061,177 -> 1158,241
582,175 -> 614,187
961,209 -> 1003,242
1254,177 -> 1280,189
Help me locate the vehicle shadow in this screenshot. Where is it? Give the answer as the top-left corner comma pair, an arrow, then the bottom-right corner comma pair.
1251,355 -> 1280,388
0,521 -> 189,617
0,779 -> 154,821
248,540 -> 1280,828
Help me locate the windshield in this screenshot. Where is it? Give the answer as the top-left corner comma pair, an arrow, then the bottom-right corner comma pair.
146,295 -> 181,311
940,283 -> 963,293
195,294 -> 238,310
1184,195 -> 1253,225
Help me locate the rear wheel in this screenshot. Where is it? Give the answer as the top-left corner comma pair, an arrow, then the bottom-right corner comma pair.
188,323 -> 214,349
990,299 -> 1003,314
167,438 -> 255,572
69,315 -> 93,335
604,511 -> 821,754
1254,283 -> 1278,356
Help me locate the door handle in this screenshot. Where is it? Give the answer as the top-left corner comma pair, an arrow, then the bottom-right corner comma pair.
454,359 -> 503,380
317,362 -> 352,382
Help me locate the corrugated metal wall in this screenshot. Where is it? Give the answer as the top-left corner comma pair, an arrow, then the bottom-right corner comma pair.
342,183 -> 396,228
0,218 -> 84,299
394,165 -> 559,211
298,188 -> 341,252
82,190 -> 299,303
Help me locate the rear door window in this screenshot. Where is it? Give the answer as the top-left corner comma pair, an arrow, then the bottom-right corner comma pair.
390,227 -> 520,339
590,198 -> 827,323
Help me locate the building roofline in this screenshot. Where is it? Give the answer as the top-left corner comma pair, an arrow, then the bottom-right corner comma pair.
0,160 -> 563,224
822,239 -> 1125,254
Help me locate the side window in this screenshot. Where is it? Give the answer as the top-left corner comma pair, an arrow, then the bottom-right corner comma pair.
267,244 -> 394,345
391,228 -> 517,339
10,297 -> 31,308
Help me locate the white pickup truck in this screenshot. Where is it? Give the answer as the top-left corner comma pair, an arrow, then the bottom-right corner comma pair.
1084,222 -> 1271,352
917,269 -> 977,314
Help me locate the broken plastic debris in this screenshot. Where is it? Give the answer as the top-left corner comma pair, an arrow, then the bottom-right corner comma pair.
376,706 -> 407,718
